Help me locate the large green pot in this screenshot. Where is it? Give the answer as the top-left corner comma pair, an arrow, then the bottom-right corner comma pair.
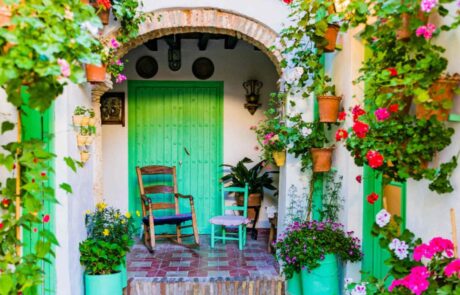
115,257 -> 128,288
84,272 -> 122,295
286,271 -> 302,295
300,254 -> 339,295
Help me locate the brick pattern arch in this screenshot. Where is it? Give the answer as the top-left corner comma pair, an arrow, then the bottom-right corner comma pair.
91,7 -> 282,200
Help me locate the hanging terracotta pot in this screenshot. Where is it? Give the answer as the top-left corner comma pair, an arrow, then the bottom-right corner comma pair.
0,0 -> 11,28
380,86 -> 413,114
91,3 -> 110,25
317,95 -> 342,122
322,24 -> 340,52
80,116 -> 90,126
80,151 -> 90,163
273,150 -> 286,167
77,135 -> 89,147
311,148 -> 333,172
72,115 -> 84,126
396,12 -> 428,41
86,64 -> 107,83
416,75 -> 460,121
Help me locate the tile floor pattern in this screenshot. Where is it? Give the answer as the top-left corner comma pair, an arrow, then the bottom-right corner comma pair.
127,230 -> 280,279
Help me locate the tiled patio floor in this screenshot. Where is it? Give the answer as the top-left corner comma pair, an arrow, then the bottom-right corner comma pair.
127,230 -> 280,279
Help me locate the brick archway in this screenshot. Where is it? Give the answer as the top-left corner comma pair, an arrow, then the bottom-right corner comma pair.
91,7 -> 282,200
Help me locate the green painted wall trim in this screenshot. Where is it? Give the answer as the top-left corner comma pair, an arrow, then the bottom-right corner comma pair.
449,113 -> 460,122
21,95 -> 56,295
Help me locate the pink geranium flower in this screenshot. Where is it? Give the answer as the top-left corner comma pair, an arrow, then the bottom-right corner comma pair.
421,0 -> 438,12
374,108 -> 390,121
57,59 -> 71,78
416,23 -> 436,40
388,266 -> 430,295
445,259 -> 460,277
111,38 -> 120,49
116,74 -> 127,83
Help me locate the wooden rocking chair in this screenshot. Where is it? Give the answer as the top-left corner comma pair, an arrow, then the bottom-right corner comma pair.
136,165 -> 199,252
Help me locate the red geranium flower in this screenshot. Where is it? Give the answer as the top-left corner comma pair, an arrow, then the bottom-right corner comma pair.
338,111 -> 346,121
352,121 -> 369,138
0,222 -> 3,230
356,175 -> 362,183
42,214 -> 50,223
366,150 -> 384,169
33,158 -> 38,164
41,172 -> 46,177
367,192 -> 379,204
352,105 -> 366,122
387,67 -> 398,77
97,0 -> 111,10
2,199 -> 10,208
389,104 -> 399,113
335,129 -> 348,141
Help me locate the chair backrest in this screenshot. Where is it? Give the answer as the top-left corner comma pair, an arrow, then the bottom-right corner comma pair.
221,183 -> 249,218
136,165 -> 178,212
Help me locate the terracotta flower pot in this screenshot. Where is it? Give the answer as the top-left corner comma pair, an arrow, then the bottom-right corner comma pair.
396,12 -> 428,41
317,95 -> 342,122
273,150 -> 286,167
80,151 -> 90,163
236,192 -> 262,220
72,115 -> 84,126
323,24 -> 340,52
416,76 -> 460,121
86,64 -> 107,83
88,117 -> 96,126
311,148 -> 333,172
77,135 -> 89,146
91,3 -> 110,25
380,86 -> 413,114
80,116 -> 90,126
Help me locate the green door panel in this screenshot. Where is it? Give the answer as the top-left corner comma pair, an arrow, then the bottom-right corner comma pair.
21,101 -> 55,295
362,166 -> 406,281
128,81 -> 223,234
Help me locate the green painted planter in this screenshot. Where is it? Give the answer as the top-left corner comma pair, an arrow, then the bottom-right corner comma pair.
84,272 -> 122,295
300,254 -> 339,295
286,271 -> 302,295
115,257 -> 128,288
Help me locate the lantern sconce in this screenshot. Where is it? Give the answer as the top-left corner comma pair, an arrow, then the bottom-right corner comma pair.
243,80 -> 263,115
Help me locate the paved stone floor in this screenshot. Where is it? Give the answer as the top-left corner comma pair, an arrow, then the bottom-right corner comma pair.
127,230 -> 280,279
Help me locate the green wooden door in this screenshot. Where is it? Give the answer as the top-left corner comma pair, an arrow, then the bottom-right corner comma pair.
362,166 -> 406,281
21,103 -> 55,295
128,81 -> 223,234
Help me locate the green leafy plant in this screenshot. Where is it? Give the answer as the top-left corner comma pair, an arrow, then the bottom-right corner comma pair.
221,158 -> 278,195
79,239 -> 125,275
274,220 -> 363,279
74,106 -> 87,116
111,0 -> 146,42
318,170 -> 343,222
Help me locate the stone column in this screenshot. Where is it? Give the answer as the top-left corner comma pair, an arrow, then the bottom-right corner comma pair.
91,79 -> 113,202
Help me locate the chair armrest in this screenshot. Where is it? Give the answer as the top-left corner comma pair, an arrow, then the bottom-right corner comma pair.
174,193 -> 194,200
141,194 -> 152,205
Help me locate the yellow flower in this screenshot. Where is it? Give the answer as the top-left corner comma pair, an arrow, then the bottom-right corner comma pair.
102,229 -> 110,236
115,213 -> 120,219
121,220 -> 126,224
96,202 -> 107,211
85,209 -> 91,215
125,212 -> 131,219
136,210 -> 141,217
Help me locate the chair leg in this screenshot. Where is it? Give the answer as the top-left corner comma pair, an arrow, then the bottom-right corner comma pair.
176,224 -> 182,244
149,216 -> 156,251
222,227 -> 226,245
243,226 -> 247,246
211,223 -> 215,248
192,215 -> 200,245
238,225 -> 243,250
143,225 -> 154,253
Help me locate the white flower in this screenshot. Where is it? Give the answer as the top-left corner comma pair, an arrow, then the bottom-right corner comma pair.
389,238 -> 409,260
301,127 -> 312,136
344,277 -> 353,288
351,284 -> 366,295
376,209 -> 391,228
282,66 -> 304,86
81,21 -> 100,36
265,206 -> 277,219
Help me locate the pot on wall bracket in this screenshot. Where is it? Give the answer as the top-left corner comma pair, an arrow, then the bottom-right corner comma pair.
243,80 -> 263,115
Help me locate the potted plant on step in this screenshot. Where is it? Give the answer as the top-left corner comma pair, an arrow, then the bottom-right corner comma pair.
85,202 -> 136,289
221,158 -> 278,219
275,220 -> 363,295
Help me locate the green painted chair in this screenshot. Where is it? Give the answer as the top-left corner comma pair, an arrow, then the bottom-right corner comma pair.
210,183 -> 249,250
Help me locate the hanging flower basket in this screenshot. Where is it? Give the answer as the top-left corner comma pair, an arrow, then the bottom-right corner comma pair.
416,75 -> 460,121
80,151 -> 91,163
80,116 -> 90,126
396,12 -> 428,41
86,64 -> 107,83
311,148 -> 333,172
77,135 -> 89,146
273,150 -> 286,167
322,24 -> 340,52
317,95 -> 342,122
72,115 -> 84,126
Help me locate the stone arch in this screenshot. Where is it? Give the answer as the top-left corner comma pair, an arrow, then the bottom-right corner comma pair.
91,7 -> 282,199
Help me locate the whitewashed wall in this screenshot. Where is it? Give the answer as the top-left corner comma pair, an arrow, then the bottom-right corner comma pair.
102,39 -> 279,227
329,4 -> 460,279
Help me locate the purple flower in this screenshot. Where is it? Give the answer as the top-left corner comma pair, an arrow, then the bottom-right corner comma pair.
111,38 -> 120,49
116,74 -> 127,83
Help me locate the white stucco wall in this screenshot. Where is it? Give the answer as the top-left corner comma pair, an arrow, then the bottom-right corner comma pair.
102,39 -> 279,227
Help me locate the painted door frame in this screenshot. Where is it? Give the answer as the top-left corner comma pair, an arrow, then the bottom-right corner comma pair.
127,80 -> 224,233
21,102 -> 56,295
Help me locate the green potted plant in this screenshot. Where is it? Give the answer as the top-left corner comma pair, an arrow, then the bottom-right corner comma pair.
73,106 -> 88,126
287,115 -> 334,172
90,0 -> 111,25
221,158 -> 278,210
85,202 -> 136,289
316,77 -> 343,123
80,238 -> 125,295
275,220 -> 363,295
77,127 -> 90,147
88,108 -> 96,126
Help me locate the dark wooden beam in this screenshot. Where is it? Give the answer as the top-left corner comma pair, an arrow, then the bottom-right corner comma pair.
225,36 -> 238,49
144,39 -> 158,51
198,33 -> 210,51
164,35 -> 181,49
